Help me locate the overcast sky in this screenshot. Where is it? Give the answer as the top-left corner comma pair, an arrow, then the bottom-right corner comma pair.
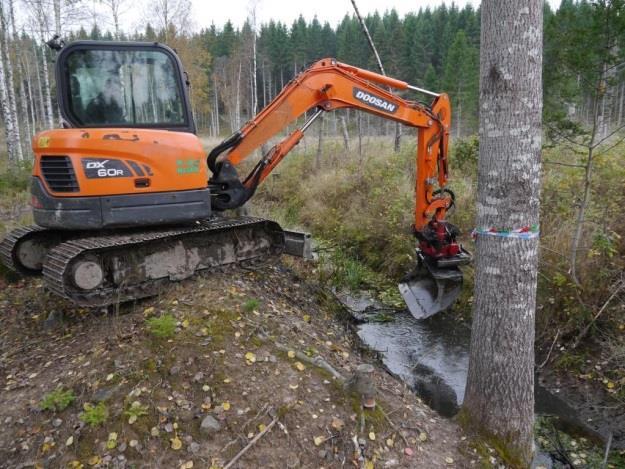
126,0 -> 561,32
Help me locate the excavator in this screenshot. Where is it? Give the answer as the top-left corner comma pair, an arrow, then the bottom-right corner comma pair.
0,40 -> 470,319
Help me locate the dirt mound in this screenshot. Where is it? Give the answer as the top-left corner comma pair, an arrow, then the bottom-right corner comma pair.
0,260 -> 470,468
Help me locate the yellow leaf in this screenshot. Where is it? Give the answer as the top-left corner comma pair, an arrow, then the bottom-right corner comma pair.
607,381 -> 616,389
368,431 -> 376,441
386,438 -> 394,448
419,432 -> 428,442
289,384 -> 299,390
106,373 -> 114,381
445,457 -> 454,464
222,401 -> 231,411
182,319 -> 190,328
258,423 -> 266,432
171,437 -> 183,450
313,435 -> 324,446
365,460 -> 374,469
245,352 -> 257,363
66,436 -> 74,446
287,350 -> 296,359
143,307 -> 155,317
67,461 -> 83,469
87,456 -> 101,466
295,361 -> 305,371
303,314 -> 311,323
223,378 -> 231,384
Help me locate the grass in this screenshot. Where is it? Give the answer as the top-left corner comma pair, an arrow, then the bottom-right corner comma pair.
145,314 -> 177,338
40,388 -> 76,412
79,402 -> 108,427
242,298 -> 260,312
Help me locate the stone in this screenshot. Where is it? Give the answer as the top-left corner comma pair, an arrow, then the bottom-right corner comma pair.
169,365 -> 181,376
188,442 -> 200,453
200,415 -> 221,434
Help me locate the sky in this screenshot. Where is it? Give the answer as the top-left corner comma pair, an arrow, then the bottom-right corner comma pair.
127,0 -> 561,32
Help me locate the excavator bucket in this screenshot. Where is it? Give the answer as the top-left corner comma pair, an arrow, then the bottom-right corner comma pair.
399,258 -> 464,320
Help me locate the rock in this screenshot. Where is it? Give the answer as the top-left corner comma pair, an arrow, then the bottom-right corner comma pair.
200,415 -> 221,434
188,442 -> 200,453
169,365 -> 181,376
43,311 -> 62,330
193,372 -> 204,382
93,386 -> 116,402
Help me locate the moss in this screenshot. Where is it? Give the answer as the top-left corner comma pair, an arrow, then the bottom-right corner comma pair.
456,408 -> 529,468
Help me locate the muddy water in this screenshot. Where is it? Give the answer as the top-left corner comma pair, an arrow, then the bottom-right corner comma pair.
338,291 -> 614,448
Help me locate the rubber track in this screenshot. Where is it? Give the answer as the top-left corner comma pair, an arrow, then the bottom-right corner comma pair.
0,225 -> 48,275
42,217 -> 283,307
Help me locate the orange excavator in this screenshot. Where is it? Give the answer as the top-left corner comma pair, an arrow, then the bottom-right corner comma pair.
0,41 -> 470,318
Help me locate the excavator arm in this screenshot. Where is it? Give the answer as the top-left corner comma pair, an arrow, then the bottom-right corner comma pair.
208,58 -> 451,232
208,58 -> 470,319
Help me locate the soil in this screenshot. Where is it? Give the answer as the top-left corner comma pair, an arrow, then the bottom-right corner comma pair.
0,258 -> 475,469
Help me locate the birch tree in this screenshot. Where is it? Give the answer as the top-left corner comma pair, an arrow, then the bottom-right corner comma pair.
462,1 -> 542,466
0,0 -> 23,162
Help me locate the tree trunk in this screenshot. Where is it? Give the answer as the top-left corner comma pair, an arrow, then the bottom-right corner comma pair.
462,2 -> 543,467
315,115 -> 323,170
0,4 -> 24,162
40,42 -> 54,129
339,115 -> 350,151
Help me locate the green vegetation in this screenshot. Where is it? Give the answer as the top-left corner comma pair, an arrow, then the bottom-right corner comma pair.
145,314 -> 177,338
40,388 -> 76,412
242,298 -> 260,312
124,401 -> 149,421
79,402 -> 109,427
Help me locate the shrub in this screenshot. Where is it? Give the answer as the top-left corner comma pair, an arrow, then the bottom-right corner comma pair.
40,388 -> 76,412
146,314 -> 177,338
242,298 -> 260,312
79,402 -> 108,427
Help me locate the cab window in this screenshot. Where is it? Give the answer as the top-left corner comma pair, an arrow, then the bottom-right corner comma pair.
65,49 -> 186,127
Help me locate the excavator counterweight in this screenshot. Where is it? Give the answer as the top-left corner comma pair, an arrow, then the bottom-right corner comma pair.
0,40 -> 470,317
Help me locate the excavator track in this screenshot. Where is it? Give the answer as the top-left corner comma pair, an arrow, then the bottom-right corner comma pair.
0,225 -> 67,276
40,216 -> 284,307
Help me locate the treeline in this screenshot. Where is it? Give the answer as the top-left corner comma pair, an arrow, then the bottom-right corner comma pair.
1,0 -> 625,165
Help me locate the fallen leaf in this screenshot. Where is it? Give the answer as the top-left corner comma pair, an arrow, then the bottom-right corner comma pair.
128,414 -> 137,424
386,438 -> 394,447
106,373 -> 114,381
222,402 -> 231,411
66,436 -> 73,446
607,381 -> 615,389
68,461 -> 83,469
288,384 -> 299,390
419,432 -> 428,442
287,350 -> 296,359
143,307 -> 155,316
331,417 -> 344,431
202,384 -> 210,391
404,447 -> 414,456
129,440 -> 138,448
182,319 -> 190,328
258,423 -> 266,432
223,378 -> 231,384
245,352 -> 257,364
368,431 -> 376,441
303,314 -> 311,322
150,427 -> 160,437
171,437 -> 183,450
294,361 -> 305,371
88,456 -> 101,466
180,462 -> 194,469
365,460 -> 374,469
313,436 -> 325,446
445,457 -> 454,464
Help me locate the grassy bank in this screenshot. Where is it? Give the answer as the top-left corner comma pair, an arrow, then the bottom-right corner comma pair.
251,133 -> 625,399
